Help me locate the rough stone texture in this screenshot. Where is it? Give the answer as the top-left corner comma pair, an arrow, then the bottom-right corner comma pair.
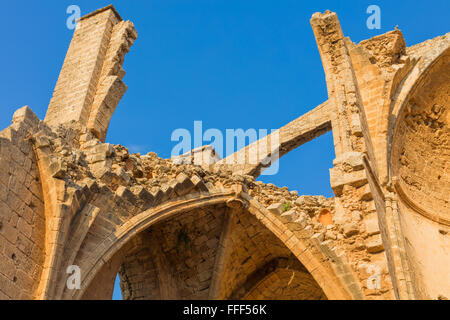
0,107 -> 46,299
0,6 -> 448,300
44,5 -> 137,142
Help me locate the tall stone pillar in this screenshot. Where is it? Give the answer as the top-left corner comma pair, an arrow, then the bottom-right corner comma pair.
45,5 -> 137,141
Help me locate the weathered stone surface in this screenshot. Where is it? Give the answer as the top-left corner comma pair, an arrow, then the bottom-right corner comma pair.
267,203 -> 283,215
280,209 -> 298,223
49,159 -> 66,179
174,173 -> 195,196
364,217 -> 380,236
0,4 -> 448,301
343,222 -> 359,238
365,235 -> 384,253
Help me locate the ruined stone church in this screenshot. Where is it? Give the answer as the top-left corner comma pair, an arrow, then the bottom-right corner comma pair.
0,5 -> 448,300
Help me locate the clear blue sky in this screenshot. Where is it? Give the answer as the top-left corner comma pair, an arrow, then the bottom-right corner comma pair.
1,0 -> 448,300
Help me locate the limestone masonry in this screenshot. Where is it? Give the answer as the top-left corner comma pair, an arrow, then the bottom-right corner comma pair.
0,5 -> 448,300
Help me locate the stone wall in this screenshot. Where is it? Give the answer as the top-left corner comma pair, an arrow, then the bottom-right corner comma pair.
0,5 -> 448,300
0,107 -> 46,299
45,5 -> 137,142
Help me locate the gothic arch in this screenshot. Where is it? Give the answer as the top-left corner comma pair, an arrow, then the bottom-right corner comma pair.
57,188 -> 355,300
388,45 -> 450,184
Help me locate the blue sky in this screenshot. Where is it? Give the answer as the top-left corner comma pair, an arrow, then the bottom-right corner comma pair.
1,0 -> 448,300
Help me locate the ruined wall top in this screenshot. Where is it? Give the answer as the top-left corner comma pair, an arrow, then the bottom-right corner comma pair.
44,5 -> 136,142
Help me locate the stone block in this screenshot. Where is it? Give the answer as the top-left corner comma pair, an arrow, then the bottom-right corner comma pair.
364,217 -> 380,236
92,143 -> 114,157
358,184 -> 373,201
174,173 -> 195,196
351,113 -> 363,137
325,230 -> 337,240
280,209 -> 298,223
113,167 -> 131,185
12,106 -> 40,127
190,175 -> 208,192
343,222 -> 359,238
34,136 -> 50,149
49,158 -> 67,179
311,232 -> 325,242
151,188 -> 165,205
267,203 -> 283,215
116,186 -> 137,204
333,151 -> 365,170
161,184 -> 175,200
132,186 -> 154,207
292,212 -> 308,228
330,168 -> 367,196
1,222 -> 18,244
295,195 -> 319,207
